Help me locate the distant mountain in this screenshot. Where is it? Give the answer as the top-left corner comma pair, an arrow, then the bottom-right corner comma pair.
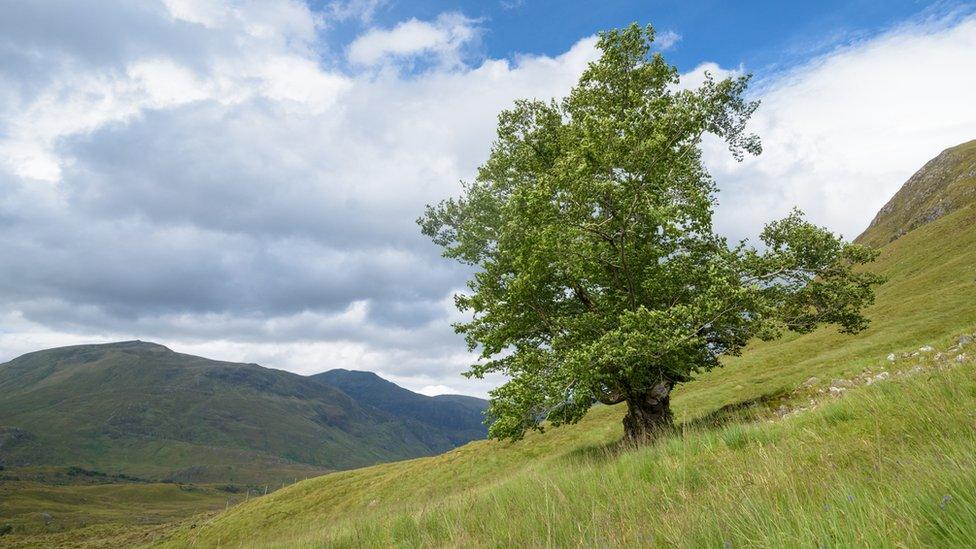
857,139 -> 976,247
312,369 -> 488,446
0,341 -> 486,483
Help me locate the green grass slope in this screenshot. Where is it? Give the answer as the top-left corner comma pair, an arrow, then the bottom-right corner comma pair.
165,360 -> 976,548
156,152 -> 976,547
0,342 -> 484,484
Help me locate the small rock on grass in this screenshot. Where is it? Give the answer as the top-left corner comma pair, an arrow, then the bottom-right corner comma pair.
801,376 -> 819,388
866,371 -> 891,385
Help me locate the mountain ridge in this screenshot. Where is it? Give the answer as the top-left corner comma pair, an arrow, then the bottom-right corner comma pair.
313,369 -> 488,446
856,138 -> 976,247
0,341 -> 487,483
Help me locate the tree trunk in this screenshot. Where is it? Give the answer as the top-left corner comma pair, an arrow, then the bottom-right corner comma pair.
622,381 -> 674,442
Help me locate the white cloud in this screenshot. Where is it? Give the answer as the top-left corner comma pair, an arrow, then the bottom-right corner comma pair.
656,29 -> 682,50
416,384 -> 456,396
678,61 -> 742,90
0,0 -> 340,182
347,12 -> 480,67
705,14 -> 976,242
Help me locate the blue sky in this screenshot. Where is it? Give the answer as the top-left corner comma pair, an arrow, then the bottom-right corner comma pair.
0,0 -> 974,395
319,0 -> 959,72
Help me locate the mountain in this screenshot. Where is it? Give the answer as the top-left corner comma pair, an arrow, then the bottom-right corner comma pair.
857,138 -> 976,248
154,141 -> 976,547
0,341 -> 486,483
311,369 -> 488,446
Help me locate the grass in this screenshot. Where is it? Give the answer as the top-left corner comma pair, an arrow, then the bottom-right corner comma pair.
0,474 -> 247,548
150,203 -> 976,547
160,357 -> 976,548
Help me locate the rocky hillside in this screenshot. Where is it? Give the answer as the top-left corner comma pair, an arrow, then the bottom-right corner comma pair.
0,341 -> 486,483
857,139 -> 976,248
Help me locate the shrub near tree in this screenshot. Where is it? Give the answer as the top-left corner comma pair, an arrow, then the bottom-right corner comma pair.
420,24 -> 882,442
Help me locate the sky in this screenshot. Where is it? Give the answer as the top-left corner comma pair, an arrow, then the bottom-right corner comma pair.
1,1 -> 975,397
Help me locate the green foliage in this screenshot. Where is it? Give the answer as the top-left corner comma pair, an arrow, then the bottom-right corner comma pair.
420,24 -> 881,440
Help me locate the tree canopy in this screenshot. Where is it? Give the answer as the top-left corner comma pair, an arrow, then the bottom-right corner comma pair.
419,24 -> 882,442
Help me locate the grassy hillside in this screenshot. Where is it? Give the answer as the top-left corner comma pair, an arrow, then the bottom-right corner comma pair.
857,138 -> 976,248
153,170 -> 976,546
0,342 -> 486,484
163,360 -> 976,547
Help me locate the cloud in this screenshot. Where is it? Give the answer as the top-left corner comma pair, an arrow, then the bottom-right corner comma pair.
655,29 -> 682,50
0,2 -> 597,396
0,0 -> 336,182
347,12 -> 481,68
0,3 -> 973,398
326,0 -> 388,24
703,13 -> 976,243
416,384 -> 456,396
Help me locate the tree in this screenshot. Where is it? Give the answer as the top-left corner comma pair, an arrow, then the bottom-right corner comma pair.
419,24 -> 882,442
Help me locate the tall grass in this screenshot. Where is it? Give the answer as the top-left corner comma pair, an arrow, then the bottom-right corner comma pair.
165,360 -> 976,547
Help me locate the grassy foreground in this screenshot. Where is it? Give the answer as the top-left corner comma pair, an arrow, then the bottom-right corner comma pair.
166,359 -> 975,547
151,204 -> 976,547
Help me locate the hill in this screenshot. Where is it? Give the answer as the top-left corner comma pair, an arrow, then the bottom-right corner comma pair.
153,141 -> 976,547
857,138 -> 976,248
312,369 -> 487,446
0,342 -> 486,484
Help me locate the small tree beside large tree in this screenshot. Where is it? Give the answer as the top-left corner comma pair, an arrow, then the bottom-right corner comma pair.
419,24 -> 882,443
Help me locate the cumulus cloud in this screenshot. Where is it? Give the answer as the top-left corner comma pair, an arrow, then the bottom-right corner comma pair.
0,2 -> 973,397
347,12 -> 481,68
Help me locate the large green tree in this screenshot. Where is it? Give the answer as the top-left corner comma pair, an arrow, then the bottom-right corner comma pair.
419,24 -> 882,442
